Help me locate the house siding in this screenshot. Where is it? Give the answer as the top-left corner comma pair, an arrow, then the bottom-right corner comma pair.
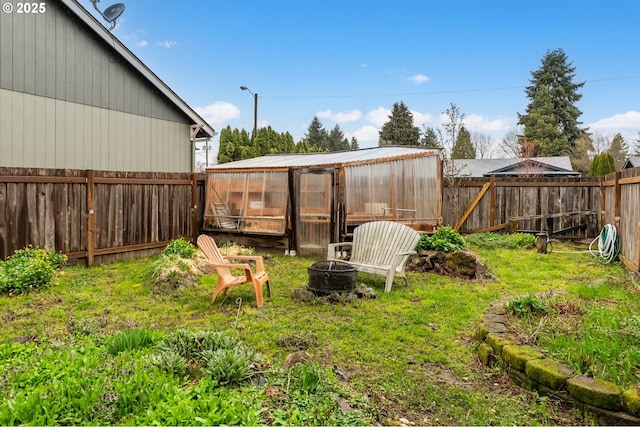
0,0 -> 195,172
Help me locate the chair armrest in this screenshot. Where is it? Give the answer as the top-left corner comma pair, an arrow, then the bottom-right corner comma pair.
327,242 -> 352,260
208,262 -> 252,272
395,250 -> 417,256
223,255 -> 265,271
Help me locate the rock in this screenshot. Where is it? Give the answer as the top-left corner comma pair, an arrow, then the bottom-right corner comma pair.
502,344 -> 545,372
622,387 -> 640,416
292,287 -> 315,302
525,358 -> 574,390
334,365 -> 350,382
566,375 -> 622,411
338,398 -> 354,412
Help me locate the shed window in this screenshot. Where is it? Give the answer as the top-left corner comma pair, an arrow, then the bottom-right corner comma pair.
205,170 -> 288,234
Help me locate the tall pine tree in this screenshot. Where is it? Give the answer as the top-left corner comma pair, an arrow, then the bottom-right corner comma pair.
518,48 -> 585,156
378,101 -> 420,146
451,126 -> 476,159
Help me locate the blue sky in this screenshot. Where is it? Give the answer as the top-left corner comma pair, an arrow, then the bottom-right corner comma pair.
85,0 -> 640,161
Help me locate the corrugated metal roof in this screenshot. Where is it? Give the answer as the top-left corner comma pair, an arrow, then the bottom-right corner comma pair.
452,157 -> 576,177
208,146 -> 439,169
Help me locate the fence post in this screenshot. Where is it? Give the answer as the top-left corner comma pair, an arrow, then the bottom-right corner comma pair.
489,174 -> 496,228
191,173 -> 199,243
614,171 -> 621,229
86,170 -> 95,266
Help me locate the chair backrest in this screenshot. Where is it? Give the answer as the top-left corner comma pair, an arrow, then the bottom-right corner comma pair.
350,221 -> 420,267
197,234 -> 233,282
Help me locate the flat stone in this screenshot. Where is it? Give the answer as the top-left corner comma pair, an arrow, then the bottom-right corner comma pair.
502,344 -> 544,372
566,375 -> 621,411
622,387 -> 640,416
525,358 -> 574,391
485,332 -> 519,355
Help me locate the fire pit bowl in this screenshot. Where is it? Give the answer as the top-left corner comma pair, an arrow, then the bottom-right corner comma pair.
308,260 -> 357,293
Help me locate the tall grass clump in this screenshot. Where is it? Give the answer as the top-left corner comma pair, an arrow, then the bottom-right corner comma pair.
106,328 -> 157,355
0,246 -> 67,294
466,232 -> 536,250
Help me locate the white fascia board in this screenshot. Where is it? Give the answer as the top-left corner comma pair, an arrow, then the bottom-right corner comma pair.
60,0 -> 215,138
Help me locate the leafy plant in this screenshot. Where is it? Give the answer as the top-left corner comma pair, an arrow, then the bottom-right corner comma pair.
163,238 -> 197,259
201,347 -> 258,387
147,349 -> 189,377
0,246 -> 67,294
505,294 -> 550,317
416,226 -> 466,252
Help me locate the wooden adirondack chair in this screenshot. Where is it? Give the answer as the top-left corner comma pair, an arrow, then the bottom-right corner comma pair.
327,221 -> 420,292
197,234 -> 271,307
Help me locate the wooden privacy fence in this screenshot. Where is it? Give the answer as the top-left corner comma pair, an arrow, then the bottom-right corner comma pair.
443,175 -> 602,237
0,168 -> 206,264
602,168 -> 640,272
443,170 -> 640,272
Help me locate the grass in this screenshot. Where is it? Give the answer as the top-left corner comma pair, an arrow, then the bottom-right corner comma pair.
0,238 -> 632,425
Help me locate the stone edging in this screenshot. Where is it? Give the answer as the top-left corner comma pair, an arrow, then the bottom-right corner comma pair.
476,292 -> 640,425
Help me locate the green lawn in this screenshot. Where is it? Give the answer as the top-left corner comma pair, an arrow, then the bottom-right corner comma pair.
0,239 -> 630,425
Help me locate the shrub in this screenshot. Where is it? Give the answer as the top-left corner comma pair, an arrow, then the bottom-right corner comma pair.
163,238 -> 196,259
0,247 -> 67,294
416,226 -> 466,252
201,347 -> 258,386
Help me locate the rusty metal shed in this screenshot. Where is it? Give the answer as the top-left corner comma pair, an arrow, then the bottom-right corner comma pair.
203,146 -> 442,257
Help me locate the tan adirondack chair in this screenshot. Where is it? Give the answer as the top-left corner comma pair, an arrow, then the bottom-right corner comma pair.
197,234 -> 271,307
327,221 -> 420,292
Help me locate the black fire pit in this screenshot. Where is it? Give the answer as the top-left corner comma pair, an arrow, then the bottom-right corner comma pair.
308,261 -> 357,293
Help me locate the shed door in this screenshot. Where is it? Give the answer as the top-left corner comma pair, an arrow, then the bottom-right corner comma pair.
296,170 -> 337,258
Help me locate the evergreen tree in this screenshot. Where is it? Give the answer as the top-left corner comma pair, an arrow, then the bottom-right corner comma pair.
451,126 -> 476,159
518,48 -> 585,156
217,126 -> 252,164
606,133 -> 628,170
350,137 -> 360,151
328,124 -> 351,151
420,126 -> 442,149
378,101 -> 420,146
305,116 -> 329,150
519,86 -> 569,156
589,152 -> 616,176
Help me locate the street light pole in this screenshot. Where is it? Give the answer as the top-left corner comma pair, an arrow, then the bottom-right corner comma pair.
240,86 -> 258,141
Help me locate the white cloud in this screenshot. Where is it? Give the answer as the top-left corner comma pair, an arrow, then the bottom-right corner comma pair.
136,40 -> 148,47
365,107 -> 391,127
589,111 -> 640,131
195,102 -> 240,126
156,40 -> 177,48
348,125 -> 380,148
463,114 -> 513,133
316,109 -> 362,123
408,74 -> 430,85
411,111 -> 434,128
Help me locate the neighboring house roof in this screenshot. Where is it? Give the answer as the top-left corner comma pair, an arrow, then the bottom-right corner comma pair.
60,0 -> 214,140
452,157 -> 579,177
623,156 -> 640,169
209,146 -> 439,170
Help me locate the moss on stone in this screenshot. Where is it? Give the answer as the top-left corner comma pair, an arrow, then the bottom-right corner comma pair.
525,358 -> 574,391
476,323 -> 489,341
622,387 -> 640,416
477,342 -> 494,366
485,332 -> 518,355
502,345 -> 544,372
566,375 -> 621,411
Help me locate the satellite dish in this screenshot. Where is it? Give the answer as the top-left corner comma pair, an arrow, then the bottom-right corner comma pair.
103,3 -> 125,22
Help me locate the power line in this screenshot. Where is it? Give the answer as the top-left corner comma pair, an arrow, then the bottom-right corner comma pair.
262,75 -> 640,100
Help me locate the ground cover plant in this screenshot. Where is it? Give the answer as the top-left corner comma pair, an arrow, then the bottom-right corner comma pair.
0,235 -> 632,425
